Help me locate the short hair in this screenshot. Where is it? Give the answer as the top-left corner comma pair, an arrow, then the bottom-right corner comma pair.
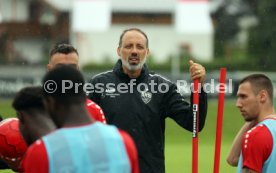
240,74 -> 274,102
12,86 -> 44,112
42,65 -> 86,105
49,43 -> 79,59
118,28 -> 149,48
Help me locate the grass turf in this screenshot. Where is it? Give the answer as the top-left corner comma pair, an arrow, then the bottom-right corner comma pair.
165,99 -> 243,172
0,99 -> 243,173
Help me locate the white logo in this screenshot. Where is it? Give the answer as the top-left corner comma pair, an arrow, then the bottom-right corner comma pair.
140,90 -> 152,104
105,87 -> 119,98
105,88 -> 116,93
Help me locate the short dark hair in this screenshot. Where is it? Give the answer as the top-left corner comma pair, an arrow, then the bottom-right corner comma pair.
42,65 -> 86,105
240,74 -> 274,102
49,43 -> 79,58
12,86 -> 44,112
118,28 -> 149,48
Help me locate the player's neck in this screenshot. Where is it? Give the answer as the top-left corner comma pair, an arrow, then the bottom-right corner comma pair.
62,118 -> 93,128
58,106 -> 93,128
29,114 -> 56,144
258,106 -> 275,122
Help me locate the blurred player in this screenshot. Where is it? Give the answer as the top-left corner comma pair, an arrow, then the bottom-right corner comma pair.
0,43 -> 105,171
0,114 -> 9,170
11,86 -> 56,172
228,74 -> 276,173
48,43 -> 106,123
18,66 -> 139,173
12,86 -> 56,146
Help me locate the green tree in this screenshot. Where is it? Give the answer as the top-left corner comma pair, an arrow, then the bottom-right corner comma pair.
212,0 -> 250,61
248,0 -> 276,70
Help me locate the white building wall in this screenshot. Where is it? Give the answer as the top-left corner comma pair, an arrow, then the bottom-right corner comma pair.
0,0 -> 214,65
13,38 -> 47,63
69,0 -> 214,65
45,0 -> 175,13
0,0 -> 29,22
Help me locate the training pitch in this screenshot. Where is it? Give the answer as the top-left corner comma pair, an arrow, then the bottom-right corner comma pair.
0,99 -> 241,173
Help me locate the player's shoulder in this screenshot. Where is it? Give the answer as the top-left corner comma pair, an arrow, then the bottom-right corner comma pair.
28,139 -> 45,152
86,98 -> 96,106
245,124 -> 271,141
117,129 -> 137,159
86,99 -> 103,111
22,139 -> 48,173
86,99 -> 106,123
118,129 -> 135,144
24,139 -> 46,162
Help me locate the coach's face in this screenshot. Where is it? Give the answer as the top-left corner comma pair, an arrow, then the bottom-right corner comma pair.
236,82 -> 260,121
117,30 -> 149,72
47,52 -> 79,71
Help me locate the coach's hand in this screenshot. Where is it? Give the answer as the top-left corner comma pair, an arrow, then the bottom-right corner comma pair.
189,60 -> 206,85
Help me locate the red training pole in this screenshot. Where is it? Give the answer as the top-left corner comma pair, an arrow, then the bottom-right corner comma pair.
213,68 -> 227,173
192,79 -> 199,173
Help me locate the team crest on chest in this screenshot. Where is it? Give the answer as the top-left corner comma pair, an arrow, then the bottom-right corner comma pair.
140,90 -> 152,104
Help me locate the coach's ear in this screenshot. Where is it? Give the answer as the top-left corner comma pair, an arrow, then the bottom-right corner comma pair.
117,47 -> 121,57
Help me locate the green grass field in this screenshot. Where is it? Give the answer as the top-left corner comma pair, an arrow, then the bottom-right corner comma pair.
164,99 -> 242,173
0,99 -> 243,173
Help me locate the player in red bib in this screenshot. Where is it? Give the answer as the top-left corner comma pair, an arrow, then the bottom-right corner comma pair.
12,66 -> 139,172
0,44 -> 106,171
227,74 -> 276,173
47,43 -> 106,123
20,128 -> 138,173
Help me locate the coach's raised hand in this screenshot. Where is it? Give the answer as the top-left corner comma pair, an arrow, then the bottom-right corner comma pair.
189,60 -> 206,85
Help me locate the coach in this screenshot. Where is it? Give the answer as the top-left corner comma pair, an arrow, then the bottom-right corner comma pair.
88,28 -> 208,173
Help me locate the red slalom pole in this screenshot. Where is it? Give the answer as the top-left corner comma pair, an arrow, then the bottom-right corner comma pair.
192,79 -> 199,173
213,68 -> 227,173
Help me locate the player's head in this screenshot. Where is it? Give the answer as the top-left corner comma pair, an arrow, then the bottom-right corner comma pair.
12,86 -> 48,145
236,74 -> 274,121
42,65 -> 87,127
117,28 -> 150,72
47,43 -> 79,71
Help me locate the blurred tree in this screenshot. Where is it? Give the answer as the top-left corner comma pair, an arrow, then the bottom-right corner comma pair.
212,0 -> 253,61
247,0 -> 276,70
244,0 -> 258,14
212,1 -> 241,60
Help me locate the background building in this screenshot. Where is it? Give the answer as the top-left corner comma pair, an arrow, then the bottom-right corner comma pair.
0,0 -> 214,66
